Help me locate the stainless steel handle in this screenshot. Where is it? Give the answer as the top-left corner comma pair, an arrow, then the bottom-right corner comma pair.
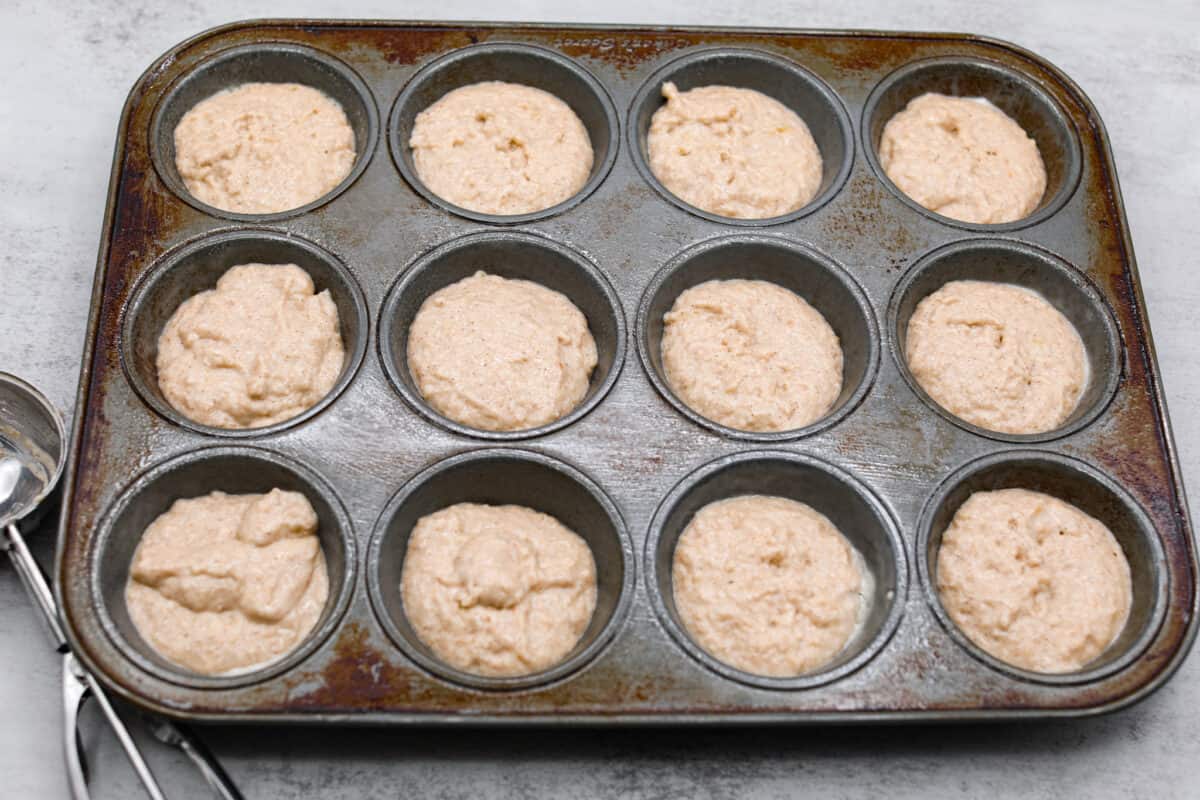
62,653 -> 90,800
173,724 -> 244,800
4,522 -> 67,648
3,521 -> 168,800
68,653 -> 170,800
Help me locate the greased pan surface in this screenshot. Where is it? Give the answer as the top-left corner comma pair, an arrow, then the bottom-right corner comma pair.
57,20 -> 1195,723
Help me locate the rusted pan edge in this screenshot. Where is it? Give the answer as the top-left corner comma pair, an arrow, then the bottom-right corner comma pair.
964,23 -> 1198,716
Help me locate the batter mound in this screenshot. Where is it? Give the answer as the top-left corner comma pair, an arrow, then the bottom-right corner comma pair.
646,82 -> 823,219
156,263 -> 346,429
937,488 -> 1132,673
174,82 -> 356,214
661,279 -> 843,432
400,503 -> 598,677
879,92 -> 1047,224
126,489 -> 329,675
409,81 -> 594,215
673,495 -> 866,677
407,271 -> 598,432
905,280 -> 1085,435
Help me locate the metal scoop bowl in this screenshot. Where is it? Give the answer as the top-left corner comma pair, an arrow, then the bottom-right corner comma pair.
0,372 -> 64,533
0,372 -> 71,654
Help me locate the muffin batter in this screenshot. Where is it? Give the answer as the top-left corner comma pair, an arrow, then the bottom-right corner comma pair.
661,279 -> 842,432
905,280 -> 1085,435
673,495 -> 866,677
936,488 -> 1132,673
879,93 -> 1047,224
407,271 -> 598,431
126,489 -> 329,675
174,82 -> 356,214
409,81 -> 594,215
156,263 -> 346,429
646,82 -> 823,219
400,503 -> 598,677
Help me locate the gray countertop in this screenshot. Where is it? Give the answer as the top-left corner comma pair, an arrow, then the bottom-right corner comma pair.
2,1 -> 1197,797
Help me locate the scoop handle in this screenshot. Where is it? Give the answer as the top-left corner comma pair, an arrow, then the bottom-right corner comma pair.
171,722 -> 245,800
4,522 -> 167,800
62,652 -> 91,800
3,521 -> 67,648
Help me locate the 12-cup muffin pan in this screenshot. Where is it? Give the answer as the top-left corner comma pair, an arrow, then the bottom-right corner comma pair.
56,20 -> 1195,723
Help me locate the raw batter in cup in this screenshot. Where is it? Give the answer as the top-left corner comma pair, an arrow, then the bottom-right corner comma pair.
661,278 -> 842,432
126,488 -> 329,675
646,82 -> 823,219
904,280 -> 1085,435
672,495 -> 867,677
879,92 -> 1046,224
936,488 -> 1132,673
400,503 -> 598,677
174,82 -> 356,214
409,81 -> 593,215
156,263 -> 346,430
406,271 -> 598,432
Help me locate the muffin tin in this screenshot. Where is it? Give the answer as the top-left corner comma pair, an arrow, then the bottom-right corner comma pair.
56,20 -> 1195,723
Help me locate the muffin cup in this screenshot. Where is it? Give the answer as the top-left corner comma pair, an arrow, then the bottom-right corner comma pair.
862,55 -> 1082,231
120,228 -> 369,437
888,238 -> 1121,442
645,450 -> 907,690
367,448 -> 635,691
90,446 -> 357,689
378,230 -> 626,439
628,47 -> 854,225
637,234 -> 878,441
150,42 -> 380,221
916,450 -> 1168,685
388,42 -> 619,224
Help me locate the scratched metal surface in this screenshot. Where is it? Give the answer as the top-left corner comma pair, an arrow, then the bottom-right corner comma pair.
54,20 -> 1196,723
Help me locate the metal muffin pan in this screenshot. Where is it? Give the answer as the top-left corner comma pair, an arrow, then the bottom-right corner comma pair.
57,21 -> 1194,723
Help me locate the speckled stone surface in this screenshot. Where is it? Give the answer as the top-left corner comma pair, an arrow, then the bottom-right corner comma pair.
2,1 -> 1197,797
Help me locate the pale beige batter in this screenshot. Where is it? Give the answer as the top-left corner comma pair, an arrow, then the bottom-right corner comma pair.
400,503 -> 598,677
673,495 -> 866,677
646,82 -> 823,219
409,81 -> 594,215
126,489 -> 329,675
905,280 -> 1085,435
661,279 -> 843,432
407,271 -> 598,431
879,92 -> 1047,224
156,263 -> 345,429
174,82 -> 356,214
937,488 -> 1132,673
